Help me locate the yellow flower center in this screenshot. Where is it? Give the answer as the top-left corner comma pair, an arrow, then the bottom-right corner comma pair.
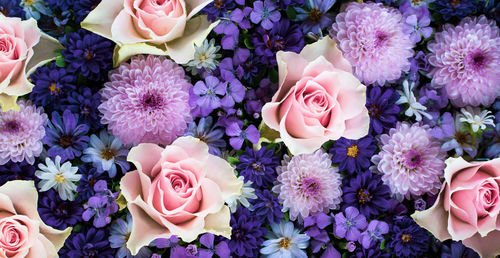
55,173 -> 66,183
347,144 -> 359,158
278,237 -> 291,250
101,148 -> 116,160
401,234 -> 411,243
48,83 -> 60,94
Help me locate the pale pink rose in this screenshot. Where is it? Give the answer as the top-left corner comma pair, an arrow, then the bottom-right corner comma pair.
412,157 -> 500,258
82,0 -> 216,65
0,15 -> 61,111
0,180 -> 71,257
120,136 -> 242,255
261,36 -> 370,155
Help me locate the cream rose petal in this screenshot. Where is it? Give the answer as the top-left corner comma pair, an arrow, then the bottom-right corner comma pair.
203,205 -> 232,238
80,0 -> 125,40
204,155 -> 242,201
411,187 -> 452,241
185,0 -> 214,19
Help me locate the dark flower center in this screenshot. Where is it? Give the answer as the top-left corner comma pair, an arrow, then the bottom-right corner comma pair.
347,144 -> 359,158
367,104 -> 379,117
450,0 -> 460,7
278,237 -> 291,249
308,9 -> 322,22
155,0 -> 166,5
265,34 -> 285,51
141,93 -> 163,109
404,149 -> 423,169
469,51 -> 487,71
84,49 -> 94,60
101,148 -> 116,160
214,0 -> 223,9
374,31 -> 389,48
251,162 -> 262,172
357,188 -> 372,204
401,233 -> 411,243
302,177 -> 321,196
0,8 -> 8,16
59,136 -> 73,148
49,82 -> 61,95
4,120 -> 21,133
455,131 -> 469,145
411,0 -> 423,4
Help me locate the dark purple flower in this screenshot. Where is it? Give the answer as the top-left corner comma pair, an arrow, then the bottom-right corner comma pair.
359,220 -> 389,249
322,244 -> 341,258
276,0 -> 305,9
73,0 -> 101,22
29,63 -> 76,112
429,112 -> 454,139
352,244 -> 391,258
77,166 -> 109,201
0,0 -> 25,17
59,227 -> 114,257
228,207 -> 267,257
244,78 -> 277,117
226,122 -> 259,150
201,0 -> 237,22
236,147 -> 280,188
250,189 -> 283,224
198,233 -> 230,258
295,0 -> 336,34
44,110 -> 89,162
0,161 -> 36,186
62,29 -> 113,81
334,207 -> 368,241
408,51 -> 430,82
64,87 -> 102,130
38,189 -> 83,230
252,19 -> 305,66
250,0 -> 281,30
418,84 -> 448,115
388,216 -> 429,258
191,76 -> 227,116
441,241 -> 480,258
366,86 -> 401,135
330,136 -> 376,174
432,0 -> 480,21
414,198 -> 427,211
185,117 -> 226,156
342,171 -> 391,219
346,241 -> 357,252
186,244 -> 198,257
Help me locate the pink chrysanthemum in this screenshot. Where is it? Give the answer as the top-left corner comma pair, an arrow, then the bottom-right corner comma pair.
273,149 -> 342,221
0,100 -> 47,165
331,2 -> 414,85
99,55 -> 193,145
371,122 -> 445,200
428,15 -> 500,107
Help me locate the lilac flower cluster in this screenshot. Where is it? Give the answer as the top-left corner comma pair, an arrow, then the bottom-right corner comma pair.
82,180 -> 119,228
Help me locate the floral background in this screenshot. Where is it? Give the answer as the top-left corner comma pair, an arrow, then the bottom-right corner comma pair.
0,0 -> 499,257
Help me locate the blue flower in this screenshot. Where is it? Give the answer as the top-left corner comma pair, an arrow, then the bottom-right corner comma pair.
334,206 -> 368,241
366,86 -> 401,135
251,189 -> 283,224
185,117 -> 226,156
260,221 -> 310,258
77,166 -> 109,201
432,0 -> 480,21
20,0 -> 51,20
44,110 -> 89,162
64,87 -> 102,130
29,63 -> 76,112
73,0 -> 101,23
38,189 -> 83,230
62,29 -> 113,81
295,0 -> 336,34
250,0 -> 281,30
236,147 -> 280,188
82,180 -> 119,228
226,122 -> 260,150
358,220 -> 389,249
201,0 -> 237,22
109,214 -> 152,258
229,207 -> 267,257
59,227 -> 115,257
82,131 -> 130,178
330,136 -> 376,174
0,0 -> 25,18
0,161 -> 36,186
388,216 -> 429,258
191,76 -> 227,116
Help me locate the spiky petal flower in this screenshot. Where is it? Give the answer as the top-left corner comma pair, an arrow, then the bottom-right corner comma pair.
427,15 -> 500,107
331,2 -> 414,85
371,122 -> 446,200
0,100 -> 47,165
273,149 -> 343,221
99,55 -> 192,145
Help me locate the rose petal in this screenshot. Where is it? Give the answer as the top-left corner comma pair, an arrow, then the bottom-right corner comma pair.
81,0 -> 125,40
204,155 -> 242,201
462,230 -> 500,258
203,205 -> 231,238
298,36 -> 352,73
411,185 -> 452,241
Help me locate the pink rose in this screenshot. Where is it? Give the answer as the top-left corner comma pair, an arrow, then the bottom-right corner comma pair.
82,0 -> 216,65
120,136 -> 242,255
0,15 -> 61,111
261,37 -> 370,155
412,157 -> 500,258
0,180 -> 71,257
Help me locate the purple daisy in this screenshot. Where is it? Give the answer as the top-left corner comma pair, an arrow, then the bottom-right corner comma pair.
330,136 -> 376,174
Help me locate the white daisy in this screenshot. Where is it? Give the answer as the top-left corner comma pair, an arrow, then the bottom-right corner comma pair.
225,176 -> 257,213
260,221 -> 310,258
186,38 -> 221,75
396,80 -> 433,121
35,156 -> 81,201
459,106 -> 496,132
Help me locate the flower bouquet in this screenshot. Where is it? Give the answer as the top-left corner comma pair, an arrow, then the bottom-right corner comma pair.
0,0 -> 499,257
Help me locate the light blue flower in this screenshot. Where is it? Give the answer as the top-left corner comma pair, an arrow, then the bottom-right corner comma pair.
82,131 -> 130,178
20,0 -> 52,20
109,214 -> 152,258
295,0 -> 336,34
260,221 -> 310,258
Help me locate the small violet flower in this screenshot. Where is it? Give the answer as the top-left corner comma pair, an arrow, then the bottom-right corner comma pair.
250,0 -> 281,30
334,206 -> 368,241
358,220 -> 389,249
82,180 -> 119,228
226,122 -> 260,150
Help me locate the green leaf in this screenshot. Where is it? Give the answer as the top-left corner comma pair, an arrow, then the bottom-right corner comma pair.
286,7 -> 296,20
244,37 -> 254,50
55,56 -> 66,67
268,69 -> 279,83
380,239 -> 386,250
228,156 -> 240,165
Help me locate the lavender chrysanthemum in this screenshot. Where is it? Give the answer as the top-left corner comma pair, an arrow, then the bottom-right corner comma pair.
331,2 -> 414,85
371,122 -> 445,200
99,55 -> 192,145
427,15 -> 500,107
273,149 -> 342,222
0,100 -> 47,165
